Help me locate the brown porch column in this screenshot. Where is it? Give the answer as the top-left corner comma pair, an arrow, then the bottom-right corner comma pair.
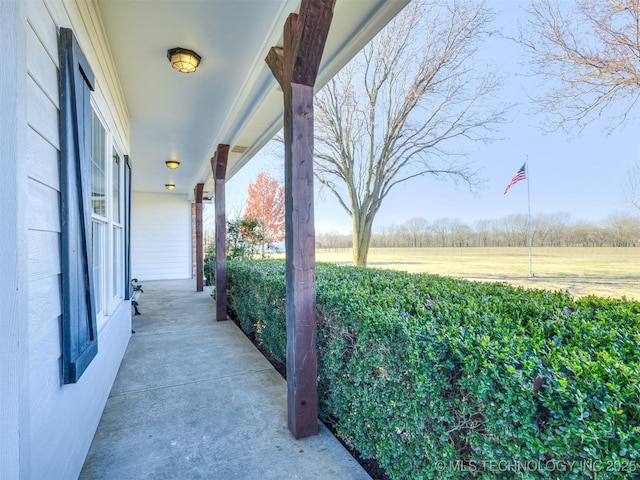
212,144 -> 229,321
266,0 -> 335,440
194,183 -> 204,292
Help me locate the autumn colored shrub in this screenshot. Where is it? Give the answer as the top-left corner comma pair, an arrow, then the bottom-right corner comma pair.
227,259 -> 640,479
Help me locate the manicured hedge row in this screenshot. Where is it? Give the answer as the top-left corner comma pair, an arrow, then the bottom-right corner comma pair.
227,259 -> 640,479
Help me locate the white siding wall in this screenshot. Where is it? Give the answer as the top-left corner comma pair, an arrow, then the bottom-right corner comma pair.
1,0 -> 29,477
131,192 -> 193,280
20,1 -> 131,478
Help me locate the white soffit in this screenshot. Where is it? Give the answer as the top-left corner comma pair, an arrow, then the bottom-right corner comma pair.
97,0 -> 409,198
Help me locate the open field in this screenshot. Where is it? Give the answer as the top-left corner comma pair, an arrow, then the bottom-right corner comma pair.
308,247 -> 640,300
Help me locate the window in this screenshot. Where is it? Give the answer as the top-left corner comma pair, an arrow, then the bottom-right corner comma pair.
112,150 -> 120,223
91,110 -> 107,319
90,111 -> 125,325
93,221 -> 105,315
92,113 -> 106,216
112,148 -> 123,301
112,226 -> 123,300
58,28 -> 129,383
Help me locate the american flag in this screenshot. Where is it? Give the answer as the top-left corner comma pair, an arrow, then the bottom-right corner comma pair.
504,163 -> 527,195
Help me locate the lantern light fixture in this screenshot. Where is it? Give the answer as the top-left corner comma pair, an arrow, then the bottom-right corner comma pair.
167,47 -> 201,73
165,183 -> 176,190
165,160 -> 180,169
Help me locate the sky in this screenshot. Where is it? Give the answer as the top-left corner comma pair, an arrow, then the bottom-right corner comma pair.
220,0 -> 640,234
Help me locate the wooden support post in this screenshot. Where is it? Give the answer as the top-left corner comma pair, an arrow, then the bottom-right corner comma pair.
212,144 -> 229,321
283,80 -> 318,439
266,0 -> 335,440
194,183 -> 204,292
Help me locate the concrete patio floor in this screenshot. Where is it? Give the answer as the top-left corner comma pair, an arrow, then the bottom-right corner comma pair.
80,279 -> 369,480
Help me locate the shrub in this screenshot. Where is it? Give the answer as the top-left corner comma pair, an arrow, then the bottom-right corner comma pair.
203,247 -> 215,286
227,259 -> 287,359
227,259 -> 640,479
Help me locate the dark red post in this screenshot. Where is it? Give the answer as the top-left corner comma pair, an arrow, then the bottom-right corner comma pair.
212,144 -> 229,321
194,183 -> 204,292
266,0 -> 336,439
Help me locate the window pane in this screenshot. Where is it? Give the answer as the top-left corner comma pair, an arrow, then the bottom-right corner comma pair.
92,221 -> 105,316
112,226 -> 122,299
91,111 -> 106,216
112,149 -> 120,223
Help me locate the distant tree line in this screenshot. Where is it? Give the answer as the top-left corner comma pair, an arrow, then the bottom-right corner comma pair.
317,212 -> 640,250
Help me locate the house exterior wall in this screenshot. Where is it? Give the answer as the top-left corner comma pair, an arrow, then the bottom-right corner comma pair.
1,1 -> 132,478
131,192 -> 193,280
1,0 -> 29,477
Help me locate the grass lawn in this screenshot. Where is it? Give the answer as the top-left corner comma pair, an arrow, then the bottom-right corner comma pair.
306,247 -> 640,300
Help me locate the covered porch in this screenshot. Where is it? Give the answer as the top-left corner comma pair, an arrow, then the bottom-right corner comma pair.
80,280 -> 369,479
1,0 -> 409,477
110,0 -> 408,439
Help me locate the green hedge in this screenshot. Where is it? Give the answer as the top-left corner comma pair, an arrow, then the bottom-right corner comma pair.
227,259 -> 640,479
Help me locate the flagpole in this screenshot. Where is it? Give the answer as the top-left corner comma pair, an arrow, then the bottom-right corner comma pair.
526,156 -> 533,277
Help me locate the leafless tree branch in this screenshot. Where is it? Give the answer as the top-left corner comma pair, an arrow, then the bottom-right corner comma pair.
520,0 -> 640,133
314,0 -> 507,265
625,160 -> 640,211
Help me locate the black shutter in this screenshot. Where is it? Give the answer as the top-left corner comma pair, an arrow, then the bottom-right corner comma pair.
58,28 -> 98,384
124,155 -> 132,300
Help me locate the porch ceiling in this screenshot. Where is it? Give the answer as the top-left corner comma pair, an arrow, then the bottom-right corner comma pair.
97,0 -> 408,200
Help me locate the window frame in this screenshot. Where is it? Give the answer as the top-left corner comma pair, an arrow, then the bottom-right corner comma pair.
90,107 -> 108,324
90,104 -> 126,328
111,146 -> 125,306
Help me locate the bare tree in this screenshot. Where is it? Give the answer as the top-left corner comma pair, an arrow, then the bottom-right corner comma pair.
313,0 -> 505,266
451,221 -> 472,247
521,0 -> 640,133
496,214 -> 528,247
403,217 -> 430,248
604,212 -> 640,246
474,219 -> 494,247
625,160 -> 640,211
355,212 -> 639,248
431,217 -> 459,248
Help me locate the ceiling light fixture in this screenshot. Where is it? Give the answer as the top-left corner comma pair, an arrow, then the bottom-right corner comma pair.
165,160 -> 180,169
165,183 -> 176,190
167,47 -> 201,73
